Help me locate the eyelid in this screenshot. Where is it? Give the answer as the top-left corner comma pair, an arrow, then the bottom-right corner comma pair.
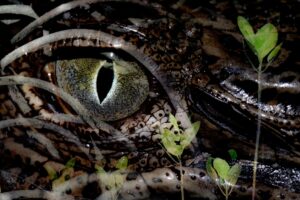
3,28 -> 188,117
2,29 -> 126,70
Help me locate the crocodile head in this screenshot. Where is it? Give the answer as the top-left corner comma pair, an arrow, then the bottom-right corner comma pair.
0,0 -> 299,199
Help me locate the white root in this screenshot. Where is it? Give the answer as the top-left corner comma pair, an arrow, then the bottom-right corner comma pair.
8,85 -> 32,114
10,0 -> 143,43
0,75 -> 96,127
0,117 -> 88,156
26,130 -> 61,159
0,75 -> 134,148
35,113 -> 84,124
2,28 -> 186,112
2,29 -> 123,71
0,5 -> 38,19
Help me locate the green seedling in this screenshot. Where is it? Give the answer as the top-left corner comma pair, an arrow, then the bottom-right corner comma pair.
237,16 -> 282,199
65,157 -> 76,168
237,16 -> 282,69
206,151 -> 241,200
115,155 -> 128,171
161,113 -> 200,200
161,113 -> 200,159
95,156 -> 128,200
44,163 -> 58,181
44,158 -> 76,191
228,149 -> 238,161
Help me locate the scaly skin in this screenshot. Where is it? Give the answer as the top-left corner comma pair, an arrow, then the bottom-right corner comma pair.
0,0 -> 299,199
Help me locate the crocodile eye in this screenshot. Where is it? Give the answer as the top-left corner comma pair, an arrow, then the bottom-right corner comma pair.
0,1 -> 168,122
1,37 -> 153,123
54,54 -> 149,121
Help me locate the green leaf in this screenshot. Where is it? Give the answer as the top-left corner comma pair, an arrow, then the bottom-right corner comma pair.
169,113 -> 180,132
252,23 -> 278,62
44,164 -> 58,180
95,164 -> 106,174
181,121 -> 200,148
65,158 -> 76,168
161,129 -> 183,157
238,16 -> 280,64
111,172 -> 125,188
162,128 -> 181,143
228,149 -> 238,160
227,163 -> 241,186
245,40 -> 258,57
213,158 -> 230,180
206,157 -> 218,181
237,16 -> 254,42
267,42 -> 282,62
116,156 -> 128,170
162,114 -> 200,158
96,166 -> 125,189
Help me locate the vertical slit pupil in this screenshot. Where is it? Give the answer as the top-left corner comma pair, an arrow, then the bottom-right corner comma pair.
97,67 -> 114,102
